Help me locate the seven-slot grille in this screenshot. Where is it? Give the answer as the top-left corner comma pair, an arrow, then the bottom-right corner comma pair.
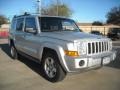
87,41 -> 110,55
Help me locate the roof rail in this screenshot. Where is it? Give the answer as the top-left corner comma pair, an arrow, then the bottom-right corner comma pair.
24,12 -> 31,15
13,12 -> 31,18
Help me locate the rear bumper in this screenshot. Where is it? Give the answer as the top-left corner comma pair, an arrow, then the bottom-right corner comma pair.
63,50 -> 116,73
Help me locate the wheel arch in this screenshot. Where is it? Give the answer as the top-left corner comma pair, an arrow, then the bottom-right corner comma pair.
9,39 -> 15,46
38,42 -> 69,72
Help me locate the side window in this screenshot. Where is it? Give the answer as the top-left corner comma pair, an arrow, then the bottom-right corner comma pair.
11,19 -> 16,31
16,18 -> 24,31
25,17 -> 37,31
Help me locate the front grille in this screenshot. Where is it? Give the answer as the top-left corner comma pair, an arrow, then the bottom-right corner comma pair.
87,41 -> 110,55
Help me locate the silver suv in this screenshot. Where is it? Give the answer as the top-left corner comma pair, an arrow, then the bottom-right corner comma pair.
9,13 -> 116,82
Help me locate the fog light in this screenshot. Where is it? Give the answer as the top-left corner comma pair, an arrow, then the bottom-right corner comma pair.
79,60 -> 85,66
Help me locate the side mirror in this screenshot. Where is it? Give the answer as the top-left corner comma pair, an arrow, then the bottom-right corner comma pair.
25,28 -> 36,34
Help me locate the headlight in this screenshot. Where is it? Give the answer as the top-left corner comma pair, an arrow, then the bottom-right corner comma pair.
78,42 -> 87,55
65,43 -> 79,57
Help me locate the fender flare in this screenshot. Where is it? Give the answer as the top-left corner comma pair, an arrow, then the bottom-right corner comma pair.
38,42 -> 69,72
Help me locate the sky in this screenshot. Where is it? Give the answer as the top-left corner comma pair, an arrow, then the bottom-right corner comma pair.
0,0 -> 120,23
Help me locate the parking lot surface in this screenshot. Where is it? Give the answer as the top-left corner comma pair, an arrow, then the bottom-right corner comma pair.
0,39 -> 120,90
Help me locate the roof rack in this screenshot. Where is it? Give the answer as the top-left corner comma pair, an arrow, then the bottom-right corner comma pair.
13,12 -> 69,19
13,12 -> 31,18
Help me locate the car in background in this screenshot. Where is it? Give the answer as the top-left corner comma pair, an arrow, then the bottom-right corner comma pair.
107,28 -> 120,40
91,30 -> 103,35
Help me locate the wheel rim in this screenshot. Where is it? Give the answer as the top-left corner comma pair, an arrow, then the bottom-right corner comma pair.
44,57 -> 57,78
11,46 -> 15,57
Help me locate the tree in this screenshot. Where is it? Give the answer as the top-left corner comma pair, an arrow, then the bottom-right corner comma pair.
41,4 -> 72,17
35,0 -> 72,17
106,6 -> 120,25
0,15 -> 8,26
92,21 -> 103,26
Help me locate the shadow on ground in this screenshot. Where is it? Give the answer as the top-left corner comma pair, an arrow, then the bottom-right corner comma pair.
0,44 -> 11,57
107,48 -> 120,69
0,43 -> 47,81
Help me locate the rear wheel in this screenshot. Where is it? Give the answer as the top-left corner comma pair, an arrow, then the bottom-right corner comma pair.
42,52 -> 66,82
10,45 -> 18,59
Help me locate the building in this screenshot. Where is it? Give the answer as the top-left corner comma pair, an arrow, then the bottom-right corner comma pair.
0,24 -> 9,38
77,23 -> 120,35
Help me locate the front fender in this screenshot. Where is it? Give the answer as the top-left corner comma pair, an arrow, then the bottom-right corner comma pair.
38,42 -> 69,72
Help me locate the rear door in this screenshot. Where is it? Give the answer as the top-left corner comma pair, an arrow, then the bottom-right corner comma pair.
14,17 -> 25,51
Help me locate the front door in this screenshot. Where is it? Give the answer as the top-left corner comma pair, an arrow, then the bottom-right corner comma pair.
23,17 -> 39,58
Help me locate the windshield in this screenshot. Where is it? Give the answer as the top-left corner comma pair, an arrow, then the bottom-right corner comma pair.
39,17 -> 81,32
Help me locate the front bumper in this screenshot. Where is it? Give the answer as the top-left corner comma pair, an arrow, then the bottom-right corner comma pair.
64,50 -> 116,72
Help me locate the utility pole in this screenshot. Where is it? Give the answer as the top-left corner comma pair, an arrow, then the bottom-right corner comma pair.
56,0 -> 59,16
56,0 -> 62,16
37,0 -> 41,15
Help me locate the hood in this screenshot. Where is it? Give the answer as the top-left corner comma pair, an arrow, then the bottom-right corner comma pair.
40,31 -> 106,42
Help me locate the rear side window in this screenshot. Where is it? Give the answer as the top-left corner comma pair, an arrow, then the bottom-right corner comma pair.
25,17 -> 37,30
16,18 -> 24,31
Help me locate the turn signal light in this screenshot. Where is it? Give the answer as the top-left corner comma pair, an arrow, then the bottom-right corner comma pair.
64,50 -> 79,57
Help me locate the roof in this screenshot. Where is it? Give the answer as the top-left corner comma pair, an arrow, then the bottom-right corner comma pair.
13,13 -> 70,20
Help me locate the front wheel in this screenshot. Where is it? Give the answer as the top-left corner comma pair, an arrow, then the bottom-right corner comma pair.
42,52 -> 66,82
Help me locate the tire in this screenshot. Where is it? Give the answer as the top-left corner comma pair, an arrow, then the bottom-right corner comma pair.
42,52 -> 66,82
10,45 -> 18,59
